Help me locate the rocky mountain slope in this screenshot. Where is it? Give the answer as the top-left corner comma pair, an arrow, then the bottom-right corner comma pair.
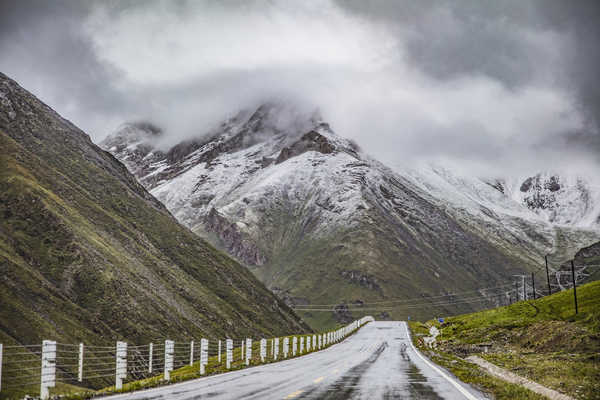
101,104 -> 600,328
0,74 -> 309,348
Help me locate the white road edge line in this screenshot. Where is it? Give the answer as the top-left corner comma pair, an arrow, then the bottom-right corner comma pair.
403,322 -> 481,400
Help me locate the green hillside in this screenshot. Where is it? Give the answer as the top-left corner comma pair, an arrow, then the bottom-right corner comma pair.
413,280 -> 600,399
0,71 -> 309,348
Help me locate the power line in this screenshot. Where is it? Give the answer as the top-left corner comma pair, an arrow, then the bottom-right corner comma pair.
294,291 -> 514,312
292,283 -> 513,309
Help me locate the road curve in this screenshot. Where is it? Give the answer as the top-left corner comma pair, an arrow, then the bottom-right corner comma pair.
102,321 -> 483,399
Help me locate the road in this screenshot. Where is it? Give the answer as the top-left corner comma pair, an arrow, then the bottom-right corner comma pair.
103,321 -> 483,399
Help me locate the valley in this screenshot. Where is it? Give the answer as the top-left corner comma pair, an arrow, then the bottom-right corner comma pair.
102,104 -> 600,329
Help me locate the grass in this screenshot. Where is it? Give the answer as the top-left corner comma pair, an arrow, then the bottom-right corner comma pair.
407,333 -> 547,400
0,74 -> 309,399
409,280 -> 600,400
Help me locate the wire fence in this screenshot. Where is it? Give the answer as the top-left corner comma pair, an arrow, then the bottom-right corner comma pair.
292,260 -> 598,315
0,317 -> 373,399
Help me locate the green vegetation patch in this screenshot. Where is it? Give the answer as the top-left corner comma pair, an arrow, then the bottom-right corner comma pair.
412,280 -> 600,400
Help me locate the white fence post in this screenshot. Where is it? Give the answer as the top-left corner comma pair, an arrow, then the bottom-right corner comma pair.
307,336 -> 311,352
40,340 -> 56,400
0,343 -> 3,393
283,337 -> 289,358
115,341 -> 127,390
78,343 -> 84,382
218,340 -> 222,363
200,339 -> 208,375
300,337 -> 304,354
149,343 -> 153,374
164,340 -> 174,381
260,339 -> 266,362
245,339 -> 252,366
240,340 -> 244,361
274,338 -> 279,360
226,339 -> 233,369
292,337 -> 297,357
189,340 -> 194,366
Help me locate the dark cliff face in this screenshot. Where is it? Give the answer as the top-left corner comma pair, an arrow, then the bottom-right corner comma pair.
520,174 -> 562,211
275,130 -> 336,164
574,241 -> 600,282
576,241 -> 600,260
0,72 -> 309,347
204,208 -> 266,266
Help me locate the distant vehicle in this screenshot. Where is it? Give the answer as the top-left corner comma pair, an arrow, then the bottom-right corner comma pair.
438,318 -> 444,323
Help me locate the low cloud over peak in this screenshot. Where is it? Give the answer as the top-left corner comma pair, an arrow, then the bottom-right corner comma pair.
1,0 -> 599,177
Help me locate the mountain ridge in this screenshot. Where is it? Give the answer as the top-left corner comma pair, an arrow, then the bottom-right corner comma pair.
102,104 -> 600,328
0,73 -> 309,347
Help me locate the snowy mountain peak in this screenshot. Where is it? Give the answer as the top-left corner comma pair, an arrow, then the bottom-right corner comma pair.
102,105 -> 599,272
101,121 -> 162,154
102,104 -> 599,326
508,172 -> 600,227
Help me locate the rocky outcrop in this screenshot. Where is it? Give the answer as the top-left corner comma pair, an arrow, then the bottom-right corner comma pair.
339,270 -> 382,291
275,130 -> 335,164
204,208 -> 266,266
515,173 -> 594,225
333,304 -> 354,324
575,240 -> 600,262
270,287 -> 310,307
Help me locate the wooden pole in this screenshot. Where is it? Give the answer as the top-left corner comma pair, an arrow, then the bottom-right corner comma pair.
545,255 -> 552,295
571,260 -> 578,314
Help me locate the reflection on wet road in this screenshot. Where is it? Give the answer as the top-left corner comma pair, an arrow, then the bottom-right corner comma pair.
102,322 -> 482,400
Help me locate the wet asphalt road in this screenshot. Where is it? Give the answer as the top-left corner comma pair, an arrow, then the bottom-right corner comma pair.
103,322 -> 483,399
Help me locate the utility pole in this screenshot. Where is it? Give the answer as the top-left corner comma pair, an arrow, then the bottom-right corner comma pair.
522,275 -> 526,301
571,260 -> 578,314
515,280 -> 519,302
531,272 -> 536,300
545,255 -> 552,296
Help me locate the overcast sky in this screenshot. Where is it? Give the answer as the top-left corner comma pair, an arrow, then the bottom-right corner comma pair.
1,0 -> 599,176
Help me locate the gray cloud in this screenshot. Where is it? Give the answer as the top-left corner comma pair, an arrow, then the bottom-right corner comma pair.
0,0 -> 598,177
338,0 -> 600,147
538,1 -> 600,148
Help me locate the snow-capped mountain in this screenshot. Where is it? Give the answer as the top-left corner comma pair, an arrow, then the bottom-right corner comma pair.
508,173 -> 599,227
101,104 -> 600,326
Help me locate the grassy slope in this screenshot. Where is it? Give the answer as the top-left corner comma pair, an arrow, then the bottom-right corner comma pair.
246,194 -> 538,330
0,73 -> 309,397
411,280 -> 600,400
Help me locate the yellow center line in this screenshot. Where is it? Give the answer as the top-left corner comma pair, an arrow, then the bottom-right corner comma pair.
313,376 -> 324,383
284,390 -> 303,399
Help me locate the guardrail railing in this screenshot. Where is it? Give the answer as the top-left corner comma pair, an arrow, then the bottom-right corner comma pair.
0,316 -> 374,399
